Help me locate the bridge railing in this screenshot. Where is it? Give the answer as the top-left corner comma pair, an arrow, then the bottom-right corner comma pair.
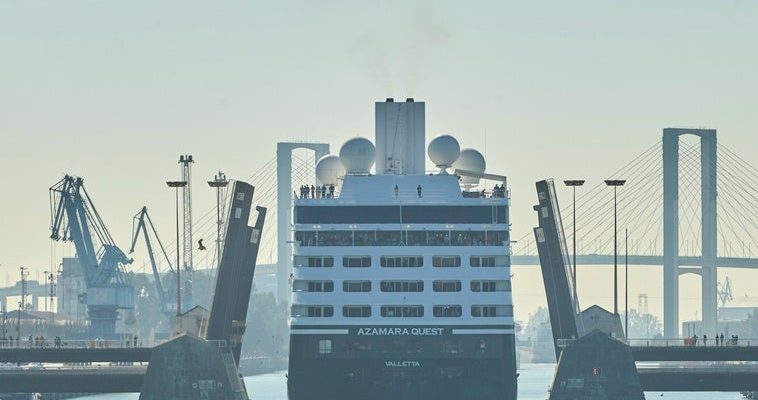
0,338 -> 163,349
0,338 -> 230,350
627,337 -> 757,347
558,337 -> 758,348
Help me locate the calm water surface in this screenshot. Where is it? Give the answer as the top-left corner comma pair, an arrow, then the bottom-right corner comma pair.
71,363 -> 744,400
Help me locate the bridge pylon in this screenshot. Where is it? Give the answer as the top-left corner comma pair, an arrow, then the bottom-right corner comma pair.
662,128 -> 717,338
276,142 -> 330,307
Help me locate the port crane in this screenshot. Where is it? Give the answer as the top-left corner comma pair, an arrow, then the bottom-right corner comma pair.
129,206 -> 177,316
49,175 -> 134,338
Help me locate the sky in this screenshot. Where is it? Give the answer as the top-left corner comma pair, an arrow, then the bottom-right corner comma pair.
1,0 -> 757,325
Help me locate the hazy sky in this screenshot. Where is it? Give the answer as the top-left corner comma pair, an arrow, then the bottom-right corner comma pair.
1,1 -> 757,322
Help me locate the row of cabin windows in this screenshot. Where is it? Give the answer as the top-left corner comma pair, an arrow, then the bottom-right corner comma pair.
295,256 -> 502,268
295,230 -> 509,247
294,205 -> 508,225
294,280 -> 511,293
291,305 -> 514,318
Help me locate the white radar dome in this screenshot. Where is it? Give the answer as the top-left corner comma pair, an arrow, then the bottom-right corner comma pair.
427,134 -> 461,173
315,154 -> 345,186
339,137 -> 375,175
453,148 -> 486,186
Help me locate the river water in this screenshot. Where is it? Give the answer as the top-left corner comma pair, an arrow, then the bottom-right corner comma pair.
69,363 -> 743,400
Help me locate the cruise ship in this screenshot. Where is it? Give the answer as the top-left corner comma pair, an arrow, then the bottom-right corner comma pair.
287,98 -> 517,400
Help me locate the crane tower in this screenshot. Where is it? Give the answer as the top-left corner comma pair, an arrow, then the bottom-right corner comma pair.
179,155 -> 194,272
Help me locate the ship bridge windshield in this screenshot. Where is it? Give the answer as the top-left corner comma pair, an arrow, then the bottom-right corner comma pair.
295,230 -> 508,247
295,205 -> 507,224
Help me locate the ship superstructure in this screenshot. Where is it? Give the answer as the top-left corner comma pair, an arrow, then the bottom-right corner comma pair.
287,98 -> 517,400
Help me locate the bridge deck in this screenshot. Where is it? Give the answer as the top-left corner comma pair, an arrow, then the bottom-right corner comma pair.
638,366 -> 758,391
632,345 -> 758,361
0,347 -> 151,363
0,366 -> 145,393
1,365 -> 757,393
511,254 -> 758,268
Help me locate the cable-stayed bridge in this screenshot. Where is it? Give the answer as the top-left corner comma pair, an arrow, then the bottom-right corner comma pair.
148,129 -> 756,339
512,128 -> 758,337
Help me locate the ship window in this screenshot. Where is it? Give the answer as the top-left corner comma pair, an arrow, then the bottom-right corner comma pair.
380,256 -> 423,268
376,231 -> 401,246
380,281 -> 424,293
432,256 -> 461,268
406,231 -> 427,246
471,280 -> 510,292
343,256 -> 371,268
292,280 -> 334,292
451,231 -> 486,246
343,281 -> 371,292
291,305 -> 334,318
471,305 -> 513,317
470,256 -> 497,267
433,281 -> 461,292
294,231 -> 318,247
294,256 -> 334,268
318,231 -> 352,246
353,231 -> 376,246
343,305 -> 372,318
486,231 -> 508,246
428,231 -> 451,246
380,305 -> 424,318
319,339 -> 332,354
433,305 -> 462,317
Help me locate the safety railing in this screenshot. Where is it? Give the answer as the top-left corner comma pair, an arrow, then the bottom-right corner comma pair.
0,338 -> 229,350
557,337 -> 758,348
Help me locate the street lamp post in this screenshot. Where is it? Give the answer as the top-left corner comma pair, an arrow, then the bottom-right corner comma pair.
166,181 -> 188,317
605,180 -> 626,316
18,267 -> 28,340
43,270 -> 49,313
48,272 -> 55,324
207,172 -> 229,266
625,228 -> 629,336
563,180 -> 585,307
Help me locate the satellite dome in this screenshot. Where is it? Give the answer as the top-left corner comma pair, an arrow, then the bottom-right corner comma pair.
316,154 -> 345,186
427,134 -> 461,173
339,137 -> 375,175
453,148 -> 486,186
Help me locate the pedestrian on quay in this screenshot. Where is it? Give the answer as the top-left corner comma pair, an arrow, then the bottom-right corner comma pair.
721,333 -> 725,346
703,334 -> 707,346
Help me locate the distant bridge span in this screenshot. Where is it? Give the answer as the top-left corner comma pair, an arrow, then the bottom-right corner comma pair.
512,255 -> 758,269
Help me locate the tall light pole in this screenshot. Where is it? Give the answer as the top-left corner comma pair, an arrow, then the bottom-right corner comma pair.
43,270 -> 49,313
167,181 -> 188,316
625,228 -> 629,336
18,267 -> 28,339
564,180 -> 585,307
48,271 -> 55,324
207,171 -> 229,266
605,179 -> 626,315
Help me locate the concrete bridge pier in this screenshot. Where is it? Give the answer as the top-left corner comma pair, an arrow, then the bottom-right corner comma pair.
663,130 -> 680,338
663,128 -> 718,337
701,131 -> 718,335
